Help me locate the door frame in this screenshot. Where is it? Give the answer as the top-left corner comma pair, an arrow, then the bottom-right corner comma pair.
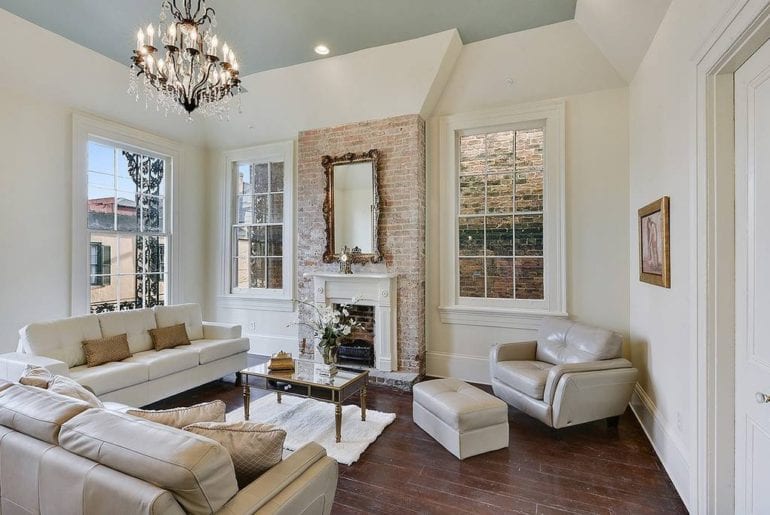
695,0 -> 770,512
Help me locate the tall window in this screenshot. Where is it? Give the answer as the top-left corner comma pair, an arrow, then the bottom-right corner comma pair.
87,139 -> 170,312
232,161 -> 284,291
222,141 -> 294,308
438,102 -> 565,324
458,127 -> 544,300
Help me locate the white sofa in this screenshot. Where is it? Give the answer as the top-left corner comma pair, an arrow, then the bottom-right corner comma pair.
0,304 -> 249,407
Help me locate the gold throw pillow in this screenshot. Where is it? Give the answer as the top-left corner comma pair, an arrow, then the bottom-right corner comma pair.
149,323 -> 191,351
82,333 -> 131,367
184,421 -> 286,488
127,400 -> 226,429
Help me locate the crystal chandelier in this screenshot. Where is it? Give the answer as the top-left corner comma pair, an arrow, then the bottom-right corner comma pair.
129,0 -> 243,119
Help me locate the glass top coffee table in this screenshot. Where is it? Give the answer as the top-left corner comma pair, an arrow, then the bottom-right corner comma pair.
240,362 -> 369,443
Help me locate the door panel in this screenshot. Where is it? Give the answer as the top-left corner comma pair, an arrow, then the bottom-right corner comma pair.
735,37 -> 770,515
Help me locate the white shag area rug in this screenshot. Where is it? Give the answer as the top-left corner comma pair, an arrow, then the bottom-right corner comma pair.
227,394 -> 396,465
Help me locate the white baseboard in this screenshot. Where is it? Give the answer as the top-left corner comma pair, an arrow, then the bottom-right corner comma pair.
629,384 -> 691,510
246,334 -> 297,357
426,351 -> 491,384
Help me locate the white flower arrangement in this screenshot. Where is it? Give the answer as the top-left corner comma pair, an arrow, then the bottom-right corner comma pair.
291,297 -> 362,364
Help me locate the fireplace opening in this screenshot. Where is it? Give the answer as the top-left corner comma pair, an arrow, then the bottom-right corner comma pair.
335,304 -> 375,368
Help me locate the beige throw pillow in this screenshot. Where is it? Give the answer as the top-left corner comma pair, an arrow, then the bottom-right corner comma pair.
149,323 -> 191,351
184,421 -> 286,488
19,365 -> 52,388
48,375 -> 104,408
82,333 -> 132,367
127,400 -> 226,429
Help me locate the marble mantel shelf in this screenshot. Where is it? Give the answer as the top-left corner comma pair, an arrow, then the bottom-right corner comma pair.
304,272 -> 398,280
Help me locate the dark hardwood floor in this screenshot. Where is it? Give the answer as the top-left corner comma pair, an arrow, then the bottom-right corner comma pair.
148,355 -> 687,514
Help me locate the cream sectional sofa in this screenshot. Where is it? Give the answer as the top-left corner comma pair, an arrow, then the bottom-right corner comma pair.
0,304 -> 249,406
0,380 -> 338,514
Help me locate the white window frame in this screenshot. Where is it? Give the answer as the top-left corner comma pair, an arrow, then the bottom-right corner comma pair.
218,141 -> 295,312
437,100 -> 567,328
72,113 -> 181,315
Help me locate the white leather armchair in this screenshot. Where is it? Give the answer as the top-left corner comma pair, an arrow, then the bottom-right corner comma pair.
489,318 -> 638,429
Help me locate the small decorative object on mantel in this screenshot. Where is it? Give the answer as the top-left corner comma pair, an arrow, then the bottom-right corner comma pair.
289,298 -> 363,377
339,246 -> 353,274
267,350 -> 294,371
638,196 -> 670,288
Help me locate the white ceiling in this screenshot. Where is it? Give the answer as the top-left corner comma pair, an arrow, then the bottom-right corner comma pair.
0,0 -> 577,75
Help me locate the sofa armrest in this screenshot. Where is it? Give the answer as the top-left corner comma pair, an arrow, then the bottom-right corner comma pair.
203,322 -> 242,340
543,358 -> 632,404
490,341 -> 537,363
0,352 -> 70,382
216,442 -> 338,515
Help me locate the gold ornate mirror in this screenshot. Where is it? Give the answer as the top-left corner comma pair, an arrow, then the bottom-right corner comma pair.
322,149 -> 382,264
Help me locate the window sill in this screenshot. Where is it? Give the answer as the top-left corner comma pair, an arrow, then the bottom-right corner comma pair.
216,295 -> 295,312
437,305 -> 568,330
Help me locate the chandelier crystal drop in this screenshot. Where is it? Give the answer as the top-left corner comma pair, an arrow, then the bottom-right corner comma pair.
129,0 -> 243,119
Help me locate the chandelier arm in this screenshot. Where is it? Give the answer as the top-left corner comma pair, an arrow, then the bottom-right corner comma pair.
191,0 -> 203,21
197,8 -> 216,27
164,0 -> 183,21
190,61 -> 215,99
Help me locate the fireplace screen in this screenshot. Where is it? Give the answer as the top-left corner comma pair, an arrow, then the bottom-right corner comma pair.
336,304 -> 375,367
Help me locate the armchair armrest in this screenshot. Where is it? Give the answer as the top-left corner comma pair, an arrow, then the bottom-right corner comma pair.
489,341 -> 537,363
203,321 -> 242,340
0,352 -> 69,382
216,442 -> 338,515
543,358 -> 632,404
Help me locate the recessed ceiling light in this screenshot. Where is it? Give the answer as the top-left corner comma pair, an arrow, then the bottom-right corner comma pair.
314,45 -> 330,56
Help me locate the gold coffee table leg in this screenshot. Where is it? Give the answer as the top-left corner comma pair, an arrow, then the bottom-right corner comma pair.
361,384 -> 367,421
243,381 -> 250,421
335,403 -> 342,443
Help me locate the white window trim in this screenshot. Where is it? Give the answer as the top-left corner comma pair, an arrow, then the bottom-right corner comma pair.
71,112 -> 182,315
437,100 -> 567,327
217,141 -> 295,312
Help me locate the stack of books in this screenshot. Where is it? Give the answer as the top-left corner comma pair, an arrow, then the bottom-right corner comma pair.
267,350 -> 294,371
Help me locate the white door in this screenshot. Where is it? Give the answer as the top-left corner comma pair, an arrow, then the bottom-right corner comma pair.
735,37 -> 770,515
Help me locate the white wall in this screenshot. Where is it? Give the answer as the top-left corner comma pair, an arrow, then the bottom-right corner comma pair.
426,21 -> 630,381
627,0 -> 736,507
0,9 -> 208,351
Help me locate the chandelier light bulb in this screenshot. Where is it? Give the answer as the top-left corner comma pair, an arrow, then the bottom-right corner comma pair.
168,23 -> 176,39
212,35 -> 218,50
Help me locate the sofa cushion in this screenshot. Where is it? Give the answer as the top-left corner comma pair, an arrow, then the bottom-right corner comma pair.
59,409 -> 238,515
493,361 -> 552,400
48,375 -> 104,408
150,323 -> 191,351
69,361 -> 149,395
97,308 -> 157,354
154,304 -> 204,341
19,364 -> 52,388
188,338 -> 250,365
412,378 -> 508,432
124,348 -> 199,380
536,318 -> 622,365
184,421 -> 286,489
0,384 -> 90,444
20,314 -> 102,368
127,400 -> 226,429
82,333 -> 132,367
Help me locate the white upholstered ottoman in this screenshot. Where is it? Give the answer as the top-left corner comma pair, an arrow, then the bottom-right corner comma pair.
413,378 -> 509,459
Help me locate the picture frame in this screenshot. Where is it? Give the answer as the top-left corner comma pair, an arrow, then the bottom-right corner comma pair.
638,196 -> 670,288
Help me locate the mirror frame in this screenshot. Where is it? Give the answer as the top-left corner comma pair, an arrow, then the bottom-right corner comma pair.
322,149 -> 383,264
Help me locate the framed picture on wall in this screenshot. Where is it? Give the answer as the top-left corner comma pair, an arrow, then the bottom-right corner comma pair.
638,196 -> 670,288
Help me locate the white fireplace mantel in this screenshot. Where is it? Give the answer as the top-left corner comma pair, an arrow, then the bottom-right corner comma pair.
306,272 -> 398,372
